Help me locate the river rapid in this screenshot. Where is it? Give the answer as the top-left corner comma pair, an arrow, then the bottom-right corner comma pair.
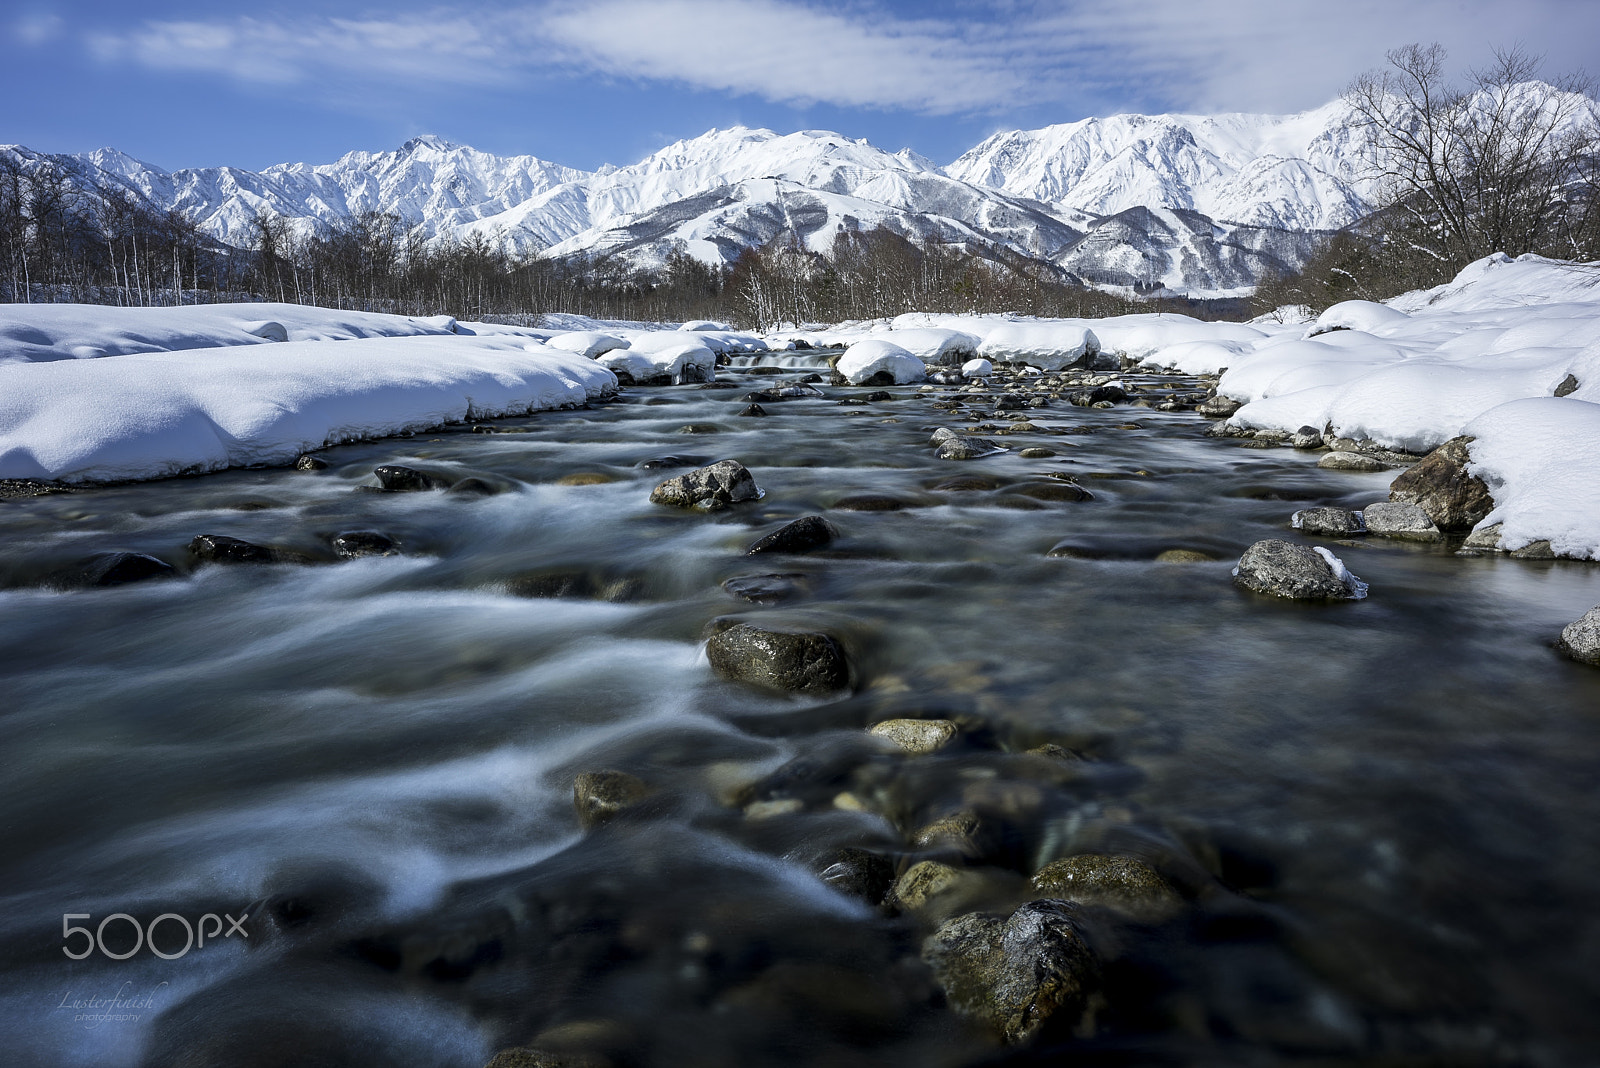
1,356 -> 1598,1068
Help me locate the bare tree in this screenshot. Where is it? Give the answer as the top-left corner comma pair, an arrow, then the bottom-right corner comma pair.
1346,44 -> 1600,268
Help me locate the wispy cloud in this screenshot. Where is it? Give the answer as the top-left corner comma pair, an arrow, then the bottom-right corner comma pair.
62,0 -> 1600,119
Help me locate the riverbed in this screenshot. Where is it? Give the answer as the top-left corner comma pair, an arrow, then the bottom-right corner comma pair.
2,357 -> 1597,1067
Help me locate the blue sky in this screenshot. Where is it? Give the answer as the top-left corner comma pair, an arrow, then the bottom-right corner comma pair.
7,0 -> 1598,172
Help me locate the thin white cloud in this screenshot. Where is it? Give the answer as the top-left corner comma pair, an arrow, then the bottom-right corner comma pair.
68,0 -> 1600,118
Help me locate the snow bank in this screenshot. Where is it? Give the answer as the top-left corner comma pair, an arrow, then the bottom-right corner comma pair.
597,332 -> 715,383
1465,397 -> 1600,559
546,331 -> 630,359
884,327 -> 981,365
837,339 -> 926,385
977,324 -> 1102,370
0,334 -> 616,483
0,302 -> 461,363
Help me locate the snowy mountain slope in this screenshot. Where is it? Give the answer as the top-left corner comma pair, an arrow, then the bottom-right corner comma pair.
947,102 -> 1376,230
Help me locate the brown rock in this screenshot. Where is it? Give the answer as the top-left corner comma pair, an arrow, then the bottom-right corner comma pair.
1387,436 -> 1493,532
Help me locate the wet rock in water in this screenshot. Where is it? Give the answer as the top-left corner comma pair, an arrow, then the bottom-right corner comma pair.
911,811 -> 984,855
556,472 -> 619,487
870,718 -> 958,754
739,403 -> 767,417
294,454 -> 329,471
1318,451 -> 1392,472
705,622 -> 852,696
1557,607 -> 1600,666
649,459 -> 761,508
1196,396 -> 1242,418
374,464 -> 447,492
331,531 -> 398,558
1555,373 -> 1580,397
747,515 -> 838,555
676,423 -> 721,434
747,384 -> 824,402
486,1047 -> 610,1068
722,573 -> 807,604
1031,854 -> 1183,922
1018,447 -> 1056,459
832,494 -> 912,512
863,390 -> 895,402
0,478 -> 67,498
1154,549 -> 1214,563
931,475 -> 1003,492
635,455 -> 705,470
450,476 -> 514,497
507,569 -> 643,603
1387,436 -> 1493,532
1510,539 -> 1557,560
573,770 -> 649,830
1462,522 -> 1504,551
937,435 -> 1006,461
891,861 -> 970,913
922,900 -> 1099,1044
1362,500 -> 1443,541
1069,385 -> 1129,407
78,551 -> 176,587
1233,539 -> 1367,601
1292,507 -> 1366,537
188,534 -> 295,566
1011,482 -> 1092,503
819,848 -> 895,905
1290,426 -> 1325,449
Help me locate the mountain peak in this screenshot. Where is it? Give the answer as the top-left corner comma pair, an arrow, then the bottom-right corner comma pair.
401,135 -> 460,154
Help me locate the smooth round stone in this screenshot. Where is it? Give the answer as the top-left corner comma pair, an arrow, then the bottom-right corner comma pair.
869,718 -> 958,754
1018,447 -> 1056,458
1318,451 -> 1392,472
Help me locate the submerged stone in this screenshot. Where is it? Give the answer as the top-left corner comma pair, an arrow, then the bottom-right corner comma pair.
78,551 -> 176,587
331,531 -> 398,558
746,515 -> 837,555
573,770 -> 648,829
819,848 -> 895,905
374,465 -> 447,492
705,622 -> 851,696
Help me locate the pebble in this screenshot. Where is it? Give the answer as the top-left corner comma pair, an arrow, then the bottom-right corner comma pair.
869,718 -> 958,754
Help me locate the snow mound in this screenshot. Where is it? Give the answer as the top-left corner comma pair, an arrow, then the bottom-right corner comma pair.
0,335 -> 616,483
977,324 -> 1101,370
885,327 -> 981,365
837,339 -> 927,385
546,331 -> 630,359
962,358 -> 993,378
1304,299 -> 1411,338
1465,397 -> 1600,560
597,332 -> 715,383
0,302 -> 460,363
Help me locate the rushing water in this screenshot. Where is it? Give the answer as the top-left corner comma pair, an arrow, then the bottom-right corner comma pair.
1,358 -> 1598,1068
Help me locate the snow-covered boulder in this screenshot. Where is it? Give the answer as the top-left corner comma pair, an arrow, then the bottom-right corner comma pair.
693,331 -> 769,355
598,333 -> 715,384
885,327 -> 982,365
679,320 -> 732,332
961,358 -> 993,378
977,324 -> 1102,371
837,339 -> 926,385
547,331 -> 631,359
1305,300 -> 1411,338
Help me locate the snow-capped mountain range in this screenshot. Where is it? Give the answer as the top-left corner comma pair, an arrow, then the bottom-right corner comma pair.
5,99 -> 1388,297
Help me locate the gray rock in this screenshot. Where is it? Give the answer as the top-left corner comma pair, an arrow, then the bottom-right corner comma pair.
1318,451 -> 1392,472
649,459 -> 761,507
1291,425 -> 1325,449
374,464 -> 447,492
1196,396 -> 1242,418
705,622 -> 851,696
1018,447 -> 1056,458
722,573 -> 806,604
1031,855 -> 1183,922
1233,539 -> 1366,601
1555,373 -> 1580,397
1557,607 -> 1600,666
1387,436 -> 1493,531
936,435 -> 1006,461
922,900 -> 1100,1043
1510,539 -> 1557,560
573,771 -> 648,829
331,531 -> 397,558
1463,522 -> 1504,550
1362,500 -> 1443,541
869,718 -> 958,754
746,515 -> 837,555
1292,507 -> 1366,537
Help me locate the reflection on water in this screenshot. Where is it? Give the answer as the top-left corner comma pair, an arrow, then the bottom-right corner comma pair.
1,362 -> 1598,1067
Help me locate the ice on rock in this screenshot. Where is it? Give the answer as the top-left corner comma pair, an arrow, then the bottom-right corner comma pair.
977,324 -> 1102,371
837,340 -> 927,385
547,331 -> 631,359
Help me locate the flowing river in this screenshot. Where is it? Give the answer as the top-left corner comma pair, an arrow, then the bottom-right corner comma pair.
1,357 -> 1597,1067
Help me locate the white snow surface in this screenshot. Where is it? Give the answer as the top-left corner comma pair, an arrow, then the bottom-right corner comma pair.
977,324 -> 1101,370
596,332 -> 715,384
878,328 -> 981,364
0,302 -> 461,363
961,358 -> 993,378
0,312 -> 616,483
836,340 -> 927,385
546,331 -> 630,358
1465,398 -> 1600,559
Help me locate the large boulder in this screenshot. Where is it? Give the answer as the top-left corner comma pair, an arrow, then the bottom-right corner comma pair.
922,900 -> 1100,1043
836,339 -> 927,385
649,460 -> 761,508
1233,540 -> 1367,601
1557,607 -> 1600,667
1387,436 -> 1493,532
705,622 -> 851,696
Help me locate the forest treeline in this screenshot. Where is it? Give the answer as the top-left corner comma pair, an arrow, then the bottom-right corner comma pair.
4,45 -> 1598,327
